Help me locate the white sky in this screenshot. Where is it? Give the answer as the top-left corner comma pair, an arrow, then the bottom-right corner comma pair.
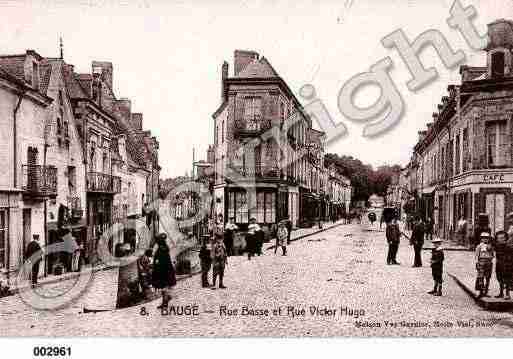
1,0 -> 512,178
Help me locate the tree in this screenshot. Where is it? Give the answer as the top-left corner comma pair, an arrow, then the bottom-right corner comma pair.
324,154 -> 402,206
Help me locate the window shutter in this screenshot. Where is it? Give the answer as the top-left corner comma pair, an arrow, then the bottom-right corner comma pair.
472,115 -> 486,169
235,96 -> 244,130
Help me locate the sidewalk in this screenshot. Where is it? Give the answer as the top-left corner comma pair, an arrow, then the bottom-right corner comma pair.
447,251 -> 513,311
9,261 -> 118,296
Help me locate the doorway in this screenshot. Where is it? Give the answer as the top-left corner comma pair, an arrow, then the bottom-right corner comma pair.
485,193 -> 505,236
22,208 -> 31,259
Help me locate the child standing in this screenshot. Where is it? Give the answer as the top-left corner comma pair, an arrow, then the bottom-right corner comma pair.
428,238 -> 444,296
475,232 -> 494,298
275,220 -> 288,256
211,233 -> 228,290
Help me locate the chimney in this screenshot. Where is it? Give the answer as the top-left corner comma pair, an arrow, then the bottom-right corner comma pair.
221,61 -> 228,102
432,112 -> 439,123
207,145 -> 215,164
486,19 -> 513,50
131,113 -> 143,131
234,50 -> 259,76
92,61 -> 113,89
117,98 -> 131,121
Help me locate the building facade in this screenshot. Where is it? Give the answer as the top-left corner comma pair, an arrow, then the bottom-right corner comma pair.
0,49 -> 160,283
211,50 -> 328,232
408,19 -> 513,242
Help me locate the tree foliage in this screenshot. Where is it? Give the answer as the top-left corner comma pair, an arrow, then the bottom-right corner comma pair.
324,153 -> 401,205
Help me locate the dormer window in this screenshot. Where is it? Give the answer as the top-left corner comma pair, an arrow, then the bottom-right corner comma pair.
32,61 -> 39,89
491,51 -> 505,78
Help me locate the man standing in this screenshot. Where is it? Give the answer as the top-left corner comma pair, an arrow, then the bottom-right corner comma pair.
386,218 -> 400,265
224,217 -> 238,256
410,216 -> 425,267
285,216 -> 292,245
25,234 -> 43,287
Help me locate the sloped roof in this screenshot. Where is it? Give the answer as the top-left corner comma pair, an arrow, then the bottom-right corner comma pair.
39,64 -> 52,94
62,65 -> 88,99
236,56 -> 279,78
0,55 -> 26,81
76,74 -> 93,98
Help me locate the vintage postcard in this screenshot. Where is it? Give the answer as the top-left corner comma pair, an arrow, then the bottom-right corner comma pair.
1,0 -> 513,348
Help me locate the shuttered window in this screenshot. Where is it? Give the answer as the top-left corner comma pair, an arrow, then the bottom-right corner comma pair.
486,121 -> 508,167
244,97 -> 262,130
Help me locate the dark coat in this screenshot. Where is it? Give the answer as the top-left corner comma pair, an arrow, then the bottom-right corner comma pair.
151,243 -> 176,289
25,240 -> 42,264
411,222 -> 425,246
199,246 -> 212,269
386,223 -> 400,244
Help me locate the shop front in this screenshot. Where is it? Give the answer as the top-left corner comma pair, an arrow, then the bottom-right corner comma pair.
86,194 -> 113,264
451,170 -> 513,236
299,188 -> 318,228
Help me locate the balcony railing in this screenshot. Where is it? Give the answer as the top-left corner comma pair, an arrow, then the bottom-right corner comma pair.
234,116 -> 272,136
67,196 -> 84,220
22,165 -> 58,198
86,172 -> 121,193
229,165 -> 281,180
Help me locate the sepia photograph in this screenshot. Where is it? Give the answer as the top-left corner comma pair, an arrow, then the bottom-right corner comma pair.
0,0 -> 513,354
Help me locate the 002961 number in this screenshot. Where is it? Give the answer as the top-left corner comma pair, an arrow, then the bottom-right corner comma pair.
33,346 -> 71,357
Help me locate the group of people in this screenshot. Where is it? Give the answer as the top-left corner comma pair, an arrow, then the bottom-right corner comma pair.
385,215 -> 445,296
137,232 -> 177,310
199,216 -> 293,290
474,230 -> 513,299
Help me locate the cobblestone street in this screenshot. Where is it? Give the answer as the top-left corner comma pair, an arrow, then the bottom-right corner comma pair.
2,223 -> 513,337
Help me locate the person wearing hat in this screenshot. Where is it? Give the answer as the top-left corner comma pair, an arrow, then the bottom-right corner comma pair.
475,232 -> 494,298
246,218 -> 260,260
224,217 -> 238,256
428,238 -> 444,296
386,217 -> 401,265
410,215 -> 425,267
211,232 -> 228,289
152,233 -> 177,310
199,238 -> 212,288
25,234 -> 43,287
473,213 -> 491,251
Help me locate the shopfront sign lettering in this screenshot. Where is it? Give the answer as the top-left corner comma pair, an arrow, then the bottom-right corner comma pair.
483,174 -> 504,183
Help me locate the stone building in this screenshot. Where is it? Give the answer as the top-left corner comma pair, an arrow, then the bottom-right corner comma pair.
0,51 -> 53,283
325,163 -> 352,221
0,49 -> 160,282
211,50 -> 326,231
409,19 -> 513,242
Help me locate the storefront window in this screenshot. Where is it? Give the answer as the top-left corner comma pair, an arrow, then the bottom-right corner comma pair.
257,192 -> 265,223
0,210 -> 6,268
265,192 -> 276,223
228,192 -> 235,220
